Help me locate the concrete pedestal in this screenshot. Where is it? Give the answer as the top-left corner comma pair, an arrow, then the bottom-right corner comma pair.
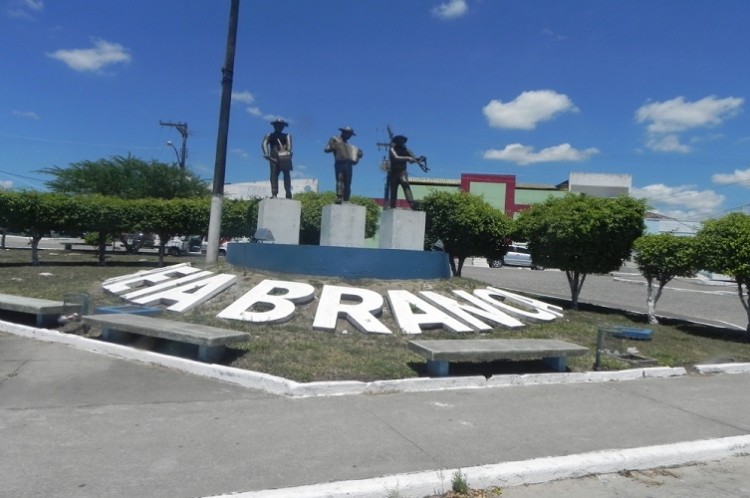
257,198 -> 301,245
378,209 -> 426,251
320,204 -> 366,248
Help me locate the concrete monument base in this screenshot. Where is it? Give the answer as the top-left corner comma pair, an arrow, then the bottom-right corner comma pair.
320,204 -> 366,248
379,209 -> 426,251
257,198 -> 301,245
225,243 -> 451,280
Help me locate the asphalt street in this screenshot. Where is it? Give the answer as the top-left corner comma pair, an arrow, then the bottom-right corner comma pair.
462,263 -> 748,331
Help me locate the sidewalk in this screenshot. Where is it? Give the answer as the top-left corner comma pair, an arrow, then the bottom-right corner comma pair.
2,330 -> 750,498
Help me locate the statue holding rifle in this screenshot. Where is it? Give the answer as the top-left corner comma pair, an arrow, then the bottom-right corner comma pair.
387,134 -> 428,209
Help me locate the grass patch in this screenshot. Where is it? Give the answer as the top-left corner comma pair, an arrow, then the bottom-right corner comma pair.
2,247 -> 750,382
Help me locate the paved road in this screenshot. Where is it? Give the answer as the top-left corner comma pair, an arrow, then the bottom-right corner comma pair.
462,263 -> 748,331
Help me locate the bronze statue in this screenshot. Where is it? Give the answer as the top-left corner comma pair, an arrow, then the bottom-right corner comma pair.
387,134 -> 428,209
324,126 -> 362,204
261,118 -> 293,199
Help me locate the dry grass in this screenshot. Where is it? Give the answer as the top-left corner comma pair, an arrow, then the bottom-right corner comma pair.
3,246 -> 750,382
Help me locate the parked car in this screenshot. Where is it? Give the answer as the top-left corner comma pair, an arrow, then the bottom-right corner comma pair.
165,235 -> 205,256
200,238 -> 229,256
489,244 -> 544,270
120,232 -> 156,254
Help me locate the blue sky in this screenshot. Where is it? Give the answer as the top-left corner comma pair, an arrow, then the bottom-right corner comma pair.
2,0 -> 750,221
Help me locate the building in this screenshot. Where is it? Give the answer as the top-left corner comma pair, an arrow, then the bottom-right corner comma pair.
402,171 -> 631,217
224,179 -> 319,200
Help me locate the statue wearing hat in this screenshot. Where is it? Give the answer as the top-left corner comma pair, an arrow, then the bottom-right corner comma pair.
387,134 -> 427,209
261,118 -> 293,199
324,126 -> 363,204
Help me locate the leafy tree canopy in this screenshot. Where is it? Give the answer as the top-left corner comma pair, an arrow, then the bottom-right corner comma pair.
516,194 -> 646,274
695,212 -> 750,332
695,212 -> 750,280
421,190 -> 512,276
634,233 -> 697,282
515,194 -> 646,308
38,154 -> 209,199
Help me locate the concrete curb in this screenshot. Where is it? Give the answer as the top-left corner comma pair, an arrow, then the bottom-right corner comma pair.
205,435 -> 750,498
1,319 -> 689,398
695,362 -> 750,375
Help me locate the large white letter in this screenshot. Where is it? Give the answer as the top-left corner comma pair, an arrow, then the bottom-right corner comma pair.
217,279 -> 315,324
131,274 -> 237,313
103,263 -> 202,295
387,290 -> 472,335
424,290 -> 525,329
485,286 -> 564,317
313,285 -> 391,334
122,270 -> 215,300
473,288 -> 559,322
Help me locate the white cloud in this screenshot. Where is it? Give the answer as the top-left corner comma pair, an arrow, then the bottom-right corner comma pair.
483,90 -> 578,130
230,148 -> 250,159
632,183 -> 724,219
47,39 -> 131,72
712,168 -> 750,187
12,110 -> 39,120
231,91 -> 255,104
246,107 -> 263,117
0,180 -> 13,189
263,113 -> 290,123
431,0 -> 468,19
636,95 -> 744,153
483,143 -> 599,165
6,0 -> 43,19
636,95 -> 743,134
646,134 -> 690,153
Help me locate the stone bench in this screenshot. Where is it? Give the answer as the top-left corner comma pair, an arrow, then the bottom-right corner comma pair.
82,314 -> 250,362
0,293 -> 78,328
408,338 -> 589,377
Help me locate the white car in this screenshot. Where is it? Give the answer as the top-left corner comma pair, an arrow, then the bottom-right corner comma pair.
489,244 -> 544,270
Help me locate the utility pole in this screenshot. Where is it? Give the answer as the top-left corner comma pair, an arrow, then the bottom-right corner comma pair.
159,121 -> 188,169
206,0 -> 240,263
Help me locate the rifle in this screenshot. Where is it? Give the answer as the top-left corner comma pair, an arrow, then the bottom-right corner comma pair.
377,126 -> 395,206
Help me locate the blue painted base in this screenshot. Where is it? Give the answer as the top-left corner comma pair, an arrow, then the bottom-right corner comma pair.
225,242 -> 452,280
94,305 -> 162,317
542,356 -> 567,372
426,360 -> 450,377
610,326 -> 654,341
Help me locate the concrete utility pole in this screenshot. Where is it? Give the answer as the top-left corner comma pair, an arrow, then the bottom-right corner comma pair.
159,121 -> 188,169
206,0 -> 240,263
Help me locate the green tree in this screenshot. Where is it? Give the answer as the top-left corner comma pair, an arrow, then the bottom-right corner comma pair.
694,212 -> 750,332
515,194 -> 646,309
0,191 -> 79,265
135,198 -> 211,266
38,154 -> 209,199
221,198 -> 260,240
73,196 -> 134,266
295,191 -> 379,245
633,233 -> 698,324
421,190 -> 512,276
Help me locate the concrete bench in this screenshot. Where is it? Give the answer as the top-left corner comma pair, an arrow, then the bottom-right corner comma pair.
82,314 -> 250,362
0,293 -> 78,328
408,338 -> 589,377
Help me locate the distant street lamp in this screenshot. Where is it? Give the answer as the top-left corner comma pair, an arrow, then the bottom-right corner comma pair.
165,140 -> 185,169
